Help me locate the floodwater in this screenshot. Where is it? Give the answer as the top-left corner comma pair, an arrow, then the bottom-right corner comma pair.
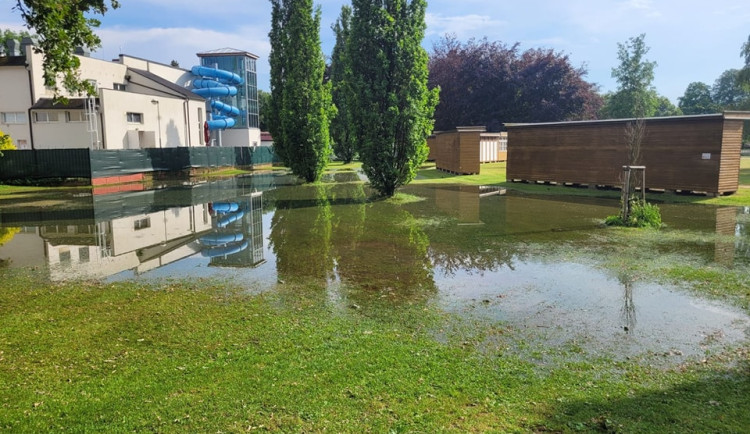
1,171 -> 749,362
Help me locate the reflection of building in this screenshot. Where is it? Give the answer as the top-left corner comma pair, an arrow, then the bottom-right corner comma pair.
0,176 -> 275,280
41,204 -> 213,280
207,192 -> 265,268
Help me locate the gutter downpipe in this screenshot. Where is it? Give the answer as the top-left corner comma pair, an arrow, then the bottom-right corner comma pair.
26,65 -> 35,150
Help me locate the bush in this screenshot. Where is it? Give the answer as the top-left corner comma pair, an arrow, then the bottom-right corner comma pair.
605,200 -> 662,229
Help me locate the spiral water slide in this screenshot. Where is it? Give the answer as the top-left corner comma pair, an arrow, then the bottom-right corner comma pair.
191,66 -> 244,130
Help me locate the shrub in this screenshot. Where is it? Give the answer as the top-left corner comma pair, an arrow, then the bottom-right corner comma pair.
605,199 -> 662,229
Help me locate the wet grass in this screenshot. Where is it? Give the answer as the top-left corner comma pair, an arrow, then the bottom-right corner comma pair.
0,269 -> 748,432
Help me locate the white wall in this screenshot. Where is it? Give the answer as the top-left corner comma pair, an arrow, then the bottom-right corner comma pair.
216,127 -> 262,147
31,109 -> 100,149
0,66 -> 32,149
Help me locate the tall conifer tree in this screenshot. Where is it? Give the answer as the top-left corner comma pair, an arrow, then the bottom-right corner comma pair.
268,0 -> 333,182
329,5 -> 356,164
348,0 -> 438,197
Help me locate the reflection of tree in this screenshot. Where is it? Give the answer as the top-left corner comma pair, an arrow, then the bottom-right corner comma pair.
334,197 -> 436,306
618,272 -> 637,334
270,184 -> 334,286
0,227 -> 20,247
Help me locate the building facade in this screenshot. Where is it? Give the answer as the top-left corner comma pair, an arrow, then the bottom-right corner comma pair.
0,40 -> 261,150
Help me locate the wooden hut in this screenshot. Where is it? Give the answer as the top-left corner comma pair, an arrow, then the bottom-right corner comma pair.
506,112 -> 750,195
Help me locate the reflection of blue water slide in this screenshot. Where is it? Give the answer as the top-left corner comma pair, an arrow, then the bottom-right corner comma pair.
191,66 -> 244,130
198,201 -> 249,258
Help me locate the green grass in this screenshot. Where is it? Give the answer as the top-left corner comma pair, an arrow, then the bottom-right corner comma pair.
414,158 -> 750,206
0,270 -> 748,432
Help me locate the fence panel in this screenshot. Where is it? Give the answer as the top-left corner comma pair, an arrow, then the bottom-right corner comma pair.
0,149 -> 91,180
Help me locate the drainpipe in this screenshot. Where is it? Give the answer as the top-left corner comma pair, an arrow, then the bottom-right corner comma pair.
183,99 -> 190,147
25,63 -> 35,150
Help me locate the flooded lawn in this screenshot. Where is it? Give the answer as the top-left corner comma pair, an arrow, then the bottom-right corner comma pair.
1,173 -> 749,364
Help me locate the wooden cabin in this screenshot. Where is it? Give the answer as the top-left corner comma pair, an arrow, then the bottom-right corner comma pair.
506,112 -> 750,195
427,127 -> 507,175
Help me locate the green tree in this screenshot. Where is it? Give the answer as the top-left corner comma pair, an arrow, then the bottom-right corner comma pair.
739,34 -> 750,86
268,0 -> 333,182
713,69 -> 750,108
602,34 -> 658,118
679,82 -> 718,115
13,1 -> 120,99
654,95 -> 682,117
1,28 -> 32,53
257,89 -> 271,131
329,5 -> 357,164
348,0 -> 438,197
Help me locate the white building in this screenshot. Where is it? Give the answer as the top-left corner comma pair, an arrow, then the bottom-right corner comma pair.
0,40 -> 260,150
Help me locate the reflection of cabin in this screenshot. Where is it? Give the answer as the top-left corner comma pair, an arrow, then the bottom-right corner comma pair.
506,112 -> 750,195
427,127 -> 507,175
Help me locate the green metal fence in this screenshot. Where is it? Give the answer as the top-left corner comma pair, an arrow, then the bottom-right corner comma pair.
0,146 -> 279,181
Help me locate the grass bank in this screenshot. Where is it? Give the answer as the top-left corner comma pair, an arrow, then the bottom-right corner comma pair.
0,270 -> 748,432
415,158 -> 750,206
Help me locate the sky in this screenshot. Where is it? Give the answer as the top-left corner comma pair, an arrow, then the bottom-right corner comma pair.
2,0 -> 749,103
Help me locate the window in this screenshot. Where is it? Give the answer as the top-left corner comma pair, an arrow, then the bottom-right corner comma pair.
59,249 -> 71,264
1,112 -> 27,124
114,83 -> 126,91
134,217 -> 151,230
33,111 -> 59,123
127,112 -> 143,123
66,111 -> 84,122
79,247 -> 90,263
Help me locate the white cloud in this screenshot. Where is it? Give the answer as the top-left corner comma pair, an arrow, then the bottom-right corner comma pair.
425,13 -> 508,39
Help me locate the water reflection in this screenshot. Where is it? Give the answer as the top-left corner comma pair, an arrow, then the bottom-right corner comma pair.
1,175 -> 748,360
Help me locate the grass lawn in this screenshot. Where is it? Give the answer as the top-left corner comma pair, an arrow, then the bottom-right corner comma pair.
1,270 -> 748,432
415,158 -> 750,206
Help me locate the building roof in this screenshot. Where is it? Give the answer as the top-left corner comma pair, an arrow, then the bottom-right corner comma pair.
31,98 -> 92,110
0,56 -> 26,67
197,47 -> 259,59
128,68 -> 205,101
505,112 -> 750,129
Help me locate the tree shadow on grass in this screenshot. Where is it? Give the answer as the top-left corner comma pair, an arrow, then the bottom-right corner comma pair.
537,361 -> 750,432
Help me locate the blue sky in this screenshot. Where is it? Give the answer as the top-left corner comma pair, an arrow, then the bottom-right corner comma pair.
2,0 -> 749,103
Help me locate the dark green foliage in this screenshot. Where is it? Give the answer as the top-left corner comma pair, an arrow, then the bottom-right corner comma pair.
268,0 -> 333,182
329,6 -> 357,164
601,34 -> 658,119
348,0 -> 439,197
740,34 -> 750,86
654,95 -> 682,117
13,0 -> 119,99
257,89 -> 271,131
679,82 -> 719,115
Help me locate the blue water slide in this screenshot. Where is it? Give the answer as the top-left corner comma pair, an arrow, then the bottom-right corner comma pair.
212,202 -> 240,214
217,209 -> 245,228
200,240 -> 249,258
191,65 -> 244,131
199,232 -> 244,246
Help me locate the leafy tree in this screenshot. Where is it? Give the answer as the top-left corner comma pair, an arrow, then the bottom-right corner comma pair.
678,82 -> 718,115
428,36 -> 601,131
329,5 -> 357,164
257,89 -> 271,131
169,59 -> 179,67
654,95 -> 682,117
713,69 -> 750,108
740,34 -> 750,86
0,128 -> 16,158
602,34 -> 658,118
348,0 -> 438,197
1,28 -> 32,53
13,0 -> 120,99
268,0 -> 333,182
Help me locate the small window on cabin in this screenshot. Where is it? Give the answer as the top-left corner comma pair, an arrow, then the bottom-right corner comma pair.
1,112 -> 27,124
79,247 -> 90,263
133,217 -> 151,230
126,112 -> 143,123
33,111 -> 59,123
114,83 -> 126,91
66,111 -> 84,122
